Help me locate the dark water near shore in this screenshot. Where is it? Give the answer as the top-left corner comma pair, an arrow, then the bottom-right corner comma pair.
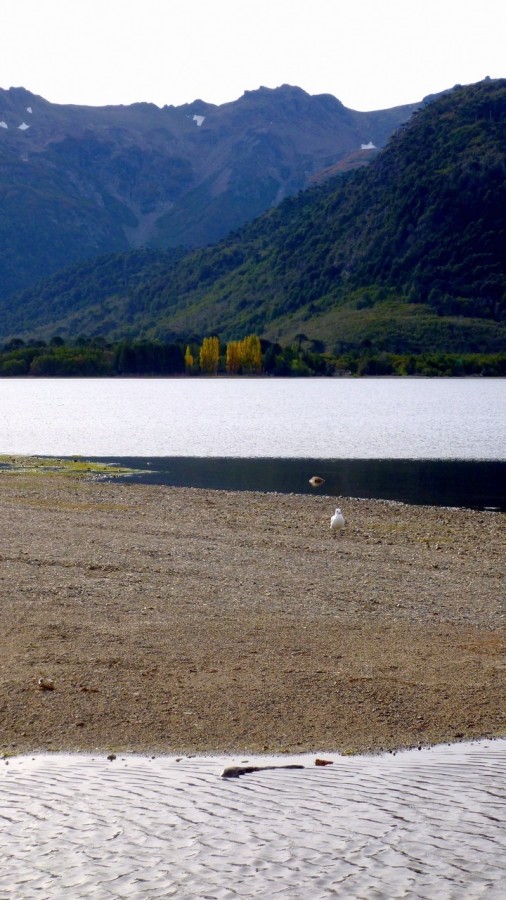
88,456 -> 506,511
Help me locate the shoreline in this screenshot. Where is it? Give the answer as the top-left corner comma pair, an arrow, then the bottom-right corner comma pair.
4,734 -> 506,763
1,470 -> 504,756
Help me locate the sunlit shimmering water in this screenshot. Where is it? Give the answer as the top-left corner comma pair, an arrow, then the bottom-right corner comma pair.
1,377 -> 504,458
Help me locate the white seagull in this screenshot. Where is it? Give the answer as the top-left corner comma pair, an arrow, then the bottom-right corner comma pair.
330,507 -> 345,537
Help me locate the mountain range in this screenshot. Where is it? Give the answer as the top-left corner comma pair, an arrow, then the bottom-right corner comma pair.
1,79 -> 505,356
0,84 -> 417,301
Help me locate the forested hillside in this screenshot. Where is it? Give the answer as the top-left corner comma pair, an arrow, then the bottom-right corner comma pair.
2,79 -> 505,357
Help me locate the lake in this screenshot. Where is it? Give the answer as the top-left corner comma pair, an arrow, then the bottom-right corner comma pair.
1,377 -> 505,509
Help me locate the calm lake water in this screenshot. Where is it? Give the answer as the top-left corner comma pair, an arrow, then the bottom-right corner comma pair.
1,377 -> 505,508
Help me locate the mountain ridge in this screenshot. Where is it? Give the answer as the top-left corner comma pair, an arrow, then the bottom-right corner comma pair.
0,83 -> 419,300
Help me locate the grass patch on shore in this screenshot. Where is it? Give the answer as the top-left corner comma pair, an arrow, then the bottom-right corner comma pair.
0,455 -> 140,478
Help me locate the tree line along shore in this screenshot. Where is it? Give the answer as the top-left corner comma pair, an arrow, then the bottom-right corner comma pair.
2,334 -> 505,377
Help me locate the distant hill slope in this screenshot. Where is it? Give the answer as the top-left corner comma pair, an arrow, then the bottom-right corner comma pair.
0,248 -> 188,340
2,79 -> 505,355
0,84 -> 418,300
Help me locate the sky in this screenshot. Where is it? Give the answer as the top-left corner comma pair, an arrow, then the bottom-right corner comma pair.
2,0 -> 504,111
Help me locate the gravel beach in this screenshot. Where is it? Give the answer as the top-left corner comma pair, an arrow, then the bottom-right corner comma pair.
1,470 -> 504,756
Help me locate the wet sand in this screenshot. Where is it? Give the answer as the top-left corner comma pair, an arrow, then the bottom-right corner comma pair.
1,741 -> 505,898
0,470 -> 505,756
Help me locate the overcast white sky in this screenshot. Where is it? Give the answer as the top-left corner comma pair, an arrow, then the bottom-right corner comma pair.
2,0 -> 504,111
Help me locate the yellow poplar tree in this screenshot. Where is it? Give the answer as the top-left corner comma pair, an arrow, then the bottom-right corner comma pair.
184,345 -> 194,373
239,334 -> 263,374
199,336 -> 220,374
226,340 -> 241,374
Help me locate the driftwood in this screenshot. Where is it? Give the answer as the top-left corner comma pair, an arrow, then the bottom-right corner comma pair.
221,764 -> 305,779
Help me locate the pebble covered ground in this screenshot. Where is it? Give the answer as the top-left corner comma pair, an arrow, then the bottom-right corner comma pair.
0,470 -> 504,756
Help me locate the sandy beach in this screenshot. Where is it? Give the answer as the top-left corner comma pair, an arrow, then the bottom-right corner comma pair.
1,466 -> 504,757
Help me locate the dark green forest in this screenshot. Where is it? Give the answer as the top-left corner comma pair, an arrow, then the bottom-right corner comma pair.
1,80 -> 505,361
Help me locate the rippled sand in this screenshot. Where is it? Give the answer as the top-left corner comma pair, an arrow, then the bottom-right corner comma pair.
1,740 -> 505,898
